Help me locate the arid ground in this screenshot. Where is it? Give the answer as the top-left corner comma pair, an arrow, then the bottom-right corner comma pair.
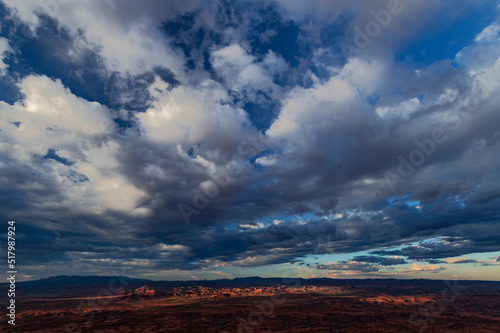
1,277 -> 500,332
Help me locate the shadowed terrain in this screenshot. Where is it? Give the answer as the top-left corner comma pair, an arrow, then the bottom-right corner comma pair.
1,276 -> 500,332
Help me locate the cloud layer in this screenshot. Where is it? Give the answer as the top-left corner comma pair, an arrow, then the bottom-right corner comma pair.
1,0 -> 500,280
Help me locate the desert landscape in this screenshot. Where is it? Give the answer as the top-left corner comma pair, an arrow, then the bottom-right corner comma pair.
1,276 -> 500,332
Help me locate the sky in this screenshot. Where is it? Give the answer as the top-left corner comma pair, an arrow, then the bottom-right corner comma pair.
0,0 -> 500,282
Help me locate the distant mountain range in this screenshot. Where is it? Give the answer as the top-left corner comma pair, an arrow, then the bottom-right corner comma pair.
4,275 -> 500,287
1,275 -> 499,299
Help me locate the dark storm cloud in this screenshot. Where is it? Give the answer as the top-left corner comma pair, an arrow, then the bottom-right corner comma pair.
372,231 -> 500,260
353,256 -> 407,266
1,0 -> 500,279
154,219 -> 346,268
426,259 -> 446,264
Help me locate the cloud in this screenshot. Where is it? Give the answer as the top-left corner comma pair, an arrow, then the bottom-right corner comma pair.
2,0 -> 200,76
190,218 -> 344,268
456,22 -> 500,70
0,37 -> 10,73
444,257 -> 500,266
266,57 -> 369,138
376,97 -> 422,119
137,76 -> 252,147
0,75 -> 147,217
315,261 -> 381,273
272,0 -> 486,56
404,263 -> 446,273
353,256 -> 407,265
210,44 -> 287,98
446,258 -> 481,264
475,23 -> 500,42
372,234 -> 500,261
